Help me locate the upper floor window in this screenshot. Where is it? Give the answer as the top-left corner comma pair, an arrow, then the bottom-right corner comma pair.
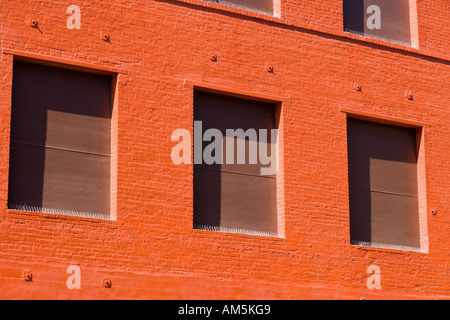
8,61 -> 112,219
347,118 -> 421,251
343,0 -> 413,46
203,0 -> 274,16
193,91 -> 279,236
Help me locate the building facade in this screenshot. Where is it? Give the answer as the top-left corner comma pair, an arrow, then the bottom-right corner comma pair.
0,0 -> 449,299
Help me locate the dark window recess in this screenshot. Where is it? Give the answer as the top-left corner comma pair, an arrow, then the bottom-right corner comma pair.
8,61 -> 112,219
203,0 -> 273,16
343,0 -> 412,46
194,91 -> 278,236
347,118 -> 420,250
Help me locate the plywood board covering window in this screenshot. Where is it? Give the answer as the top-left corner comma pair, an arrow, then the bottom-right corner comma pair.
8,61 -> 112,219
347,118 -> 420,250
343,0 -> 412,46
194,91 -> 277,236
203,0 -> 274,16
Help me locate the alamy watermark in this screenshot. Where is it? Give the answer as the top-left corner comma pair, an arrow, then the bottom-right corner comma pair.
366,5 -> 381,30
66,5 -> 81,29
171,121 -> 278,176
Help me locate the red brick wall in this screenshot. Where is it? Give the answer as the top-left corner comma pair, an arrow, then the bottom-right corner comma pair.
0,0 -> 449,299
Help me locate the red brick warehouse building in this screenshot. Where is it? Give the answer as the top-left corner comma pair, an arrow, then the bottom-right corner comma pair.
0,0 -> 449,299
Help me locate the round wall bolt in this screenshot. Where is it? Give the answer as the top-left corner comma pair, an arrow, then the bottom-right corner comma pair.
102,278 -> 112,288
100,32 -> 111,43
406,92 -> 414,101
29,19 -> 39,28
28,19 -> 42,34
209,54 -> 217,62
22,270 -> 33,282
266,65 -> 274,73
431,208 -> 437,216
354,83 -> 362,92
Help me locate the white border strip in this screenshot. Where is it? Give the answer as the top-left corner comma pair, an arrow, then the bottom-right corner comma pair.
194,224 -> 279,238
351,240 -> 422,252
8,203 -> 111,220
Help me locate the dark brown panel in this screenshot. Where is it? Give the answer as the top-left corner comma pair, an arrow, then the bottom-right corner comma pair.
370,191 -> 420,248
204,0 -> 273,15
347,119 -> 418,196
203,135 -> 275,178
349,188 -> 420,248
194,91 -> 276,176
194,168 -> 277,234
13,61 -> 111,91
369,157 -> 418,196
219,171 -> 277,234
193,168 -> 223,228
347,117 -> 417,141
194,91 -> 276,131
347,118 -> 420,248
11,61 -> 112,155
348,188 -> 372,243
8,144 -> 110,215
45,110 -> 111,155
363,0 -> 411,46
8,143 -> 46,209
41,148 -> 110,215
344,0 -> 365,35
343,0 -> 412,46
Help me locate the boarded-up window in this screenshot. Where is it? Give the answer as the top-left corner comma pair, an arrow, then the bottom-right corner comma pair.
194,91 -> 278,236
347,118 -> 420,250
343,0 -> 412,46
203,0 -> 274,16
8,61 -> 112,219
